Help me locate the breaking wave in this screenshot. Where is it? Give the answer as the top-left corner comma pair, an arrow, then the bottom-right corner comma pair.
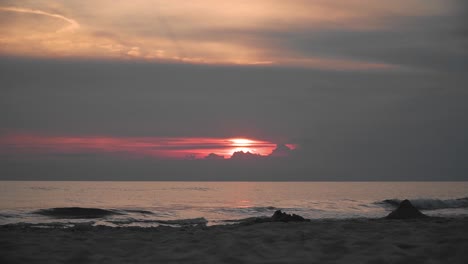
91,217 -> 209,227
31,207 -> 207,227
34,207 -> 122,219
378,197 -> 468,210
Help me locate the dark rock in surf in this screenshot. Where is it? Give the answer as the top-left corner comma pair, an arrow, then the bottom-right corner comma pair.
35,207 -> 121,219
238,210 -> 309,225
271,210 -> 308,222
386,200 -> 427,219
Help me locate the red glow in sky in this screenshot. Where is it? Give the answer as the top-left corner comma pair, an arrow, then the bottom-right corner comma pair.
0,133 -> 290,159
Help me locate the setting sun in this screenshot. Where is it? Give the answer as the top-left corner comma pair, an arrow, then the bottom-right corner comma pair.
230,138 -> 255,146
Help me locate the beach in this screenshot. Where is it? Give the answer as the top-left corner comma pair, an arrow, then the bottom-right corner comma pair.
2,217 -> 467,264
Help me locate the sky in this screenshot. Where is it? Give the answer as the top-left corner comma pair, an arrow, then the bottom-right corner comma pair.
0,0 -> 467,180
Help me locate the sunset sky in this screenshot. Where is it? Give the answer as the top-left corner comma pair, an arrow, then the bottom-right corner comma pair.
1,1 -> 467,180
1,0 -> 466,70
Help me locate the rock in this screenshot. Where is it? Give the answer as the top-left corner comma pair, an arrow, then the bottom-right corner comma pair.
386,200 -> 427,219
238,210 -> 309,225
271,210 -> 308,222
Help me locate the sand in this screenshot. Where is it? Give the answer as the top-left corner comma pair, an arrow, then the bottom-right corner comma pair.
1,217 -> 467,264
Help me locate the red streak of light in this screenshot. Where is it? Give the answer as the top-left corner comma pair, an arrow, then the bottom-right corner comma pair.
0,134 -> 289,159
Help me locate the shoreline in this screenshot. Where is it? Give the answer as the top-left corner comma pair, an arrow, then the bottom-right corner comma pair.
2,217 -> 467,263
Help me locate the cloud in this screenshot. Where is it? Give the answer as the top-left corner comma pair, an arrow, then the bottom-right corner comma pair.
269,144 -> 292,158
230,151 -> 264,160
252,18 -> 465,72
0,6 -> 80,32
204,153 -> 224,160
1,55 -> 468,180
2,1 -> 460,70
126,47 -> 141,57
454,0 -> 468,39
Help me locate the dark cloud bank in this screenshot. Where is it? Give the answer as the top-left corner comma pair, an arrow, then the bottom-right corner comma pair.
0,57 -> 467,181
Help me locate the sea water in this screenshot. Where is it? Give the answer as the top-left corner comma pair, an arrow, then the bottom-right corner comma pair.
0,181 -> 467,227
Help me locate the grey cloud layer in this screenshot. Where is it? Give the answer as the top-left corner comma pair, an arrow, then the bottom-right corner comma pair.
1,58 -> 467,180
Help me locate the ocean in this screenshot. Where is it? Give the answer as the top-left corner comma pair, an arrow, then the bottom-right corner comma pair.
0,181 -> 467,227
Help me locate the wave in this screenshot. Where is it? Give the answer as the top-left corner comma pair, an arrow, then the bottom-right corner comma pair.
120,209 -> 154,215
107,217 -> 208,226
0,213 -> 13,218
30,187 -> 66,191
378,197 -> 468,210
32,207 -> 207,226
219,206 -> 277,214
156,217 -> 208,226
158,187 -> 212,192
35,207 -> 122,219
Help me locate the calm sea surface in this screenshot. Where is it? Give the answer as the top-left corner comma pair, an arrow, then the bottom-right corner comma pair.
0,181 -> 467,227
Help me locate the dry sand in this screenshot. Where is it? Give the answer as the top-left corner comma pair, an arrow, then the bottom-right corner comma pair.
1,217 -> 467,264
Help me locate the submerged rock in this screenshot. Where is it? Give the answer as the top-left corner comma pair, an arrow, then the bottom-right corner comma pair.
386,200 -> 427,219
271,210 -> 308,222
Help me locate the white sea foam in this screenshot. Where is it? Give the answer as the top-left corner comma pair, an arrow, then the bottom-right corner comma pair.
379,197 -> 468,210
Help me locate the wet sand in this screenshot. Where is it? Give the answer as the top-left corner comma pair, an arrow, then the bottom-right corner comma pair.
1,217 -> 467,264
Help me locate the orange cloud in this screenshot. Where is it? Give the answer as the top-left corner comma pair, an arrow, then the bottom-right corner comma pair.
0,6 -> 79,32
0,1 -> 455,69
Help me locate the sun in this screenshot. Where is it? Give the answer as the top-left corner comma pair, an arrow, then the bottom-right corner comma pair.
230,138 -> 254,146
